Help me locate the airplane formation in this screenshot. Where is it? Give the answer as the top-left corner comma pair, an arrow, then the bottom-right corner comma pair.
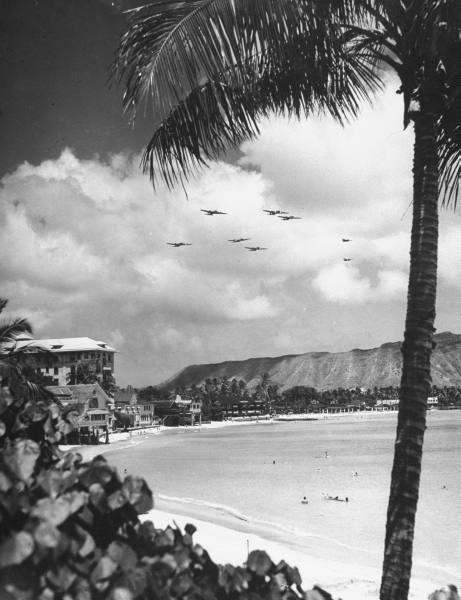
166,207 -> 352,260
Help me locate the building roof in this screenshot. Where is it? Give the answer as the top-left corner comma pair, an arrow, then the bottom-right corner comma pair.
114,389 -> 137,405
10,337 -> 115,353
47,383 -> 111,406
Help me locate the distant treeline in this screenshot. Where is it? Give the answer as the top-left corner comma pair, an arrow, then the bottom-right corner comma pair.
137,377 -> 461,417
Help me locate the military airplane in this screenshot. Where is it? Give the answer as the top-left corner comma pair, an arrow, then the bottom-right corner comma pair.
278,215 -> 302,221
342,238 -> 351,242
343,258 -> 352,262
166,242 -> 192,247
245,246 -> 267,252
228,238 -> 250,243
201,209 -> 227,216
263,209 -> 288,215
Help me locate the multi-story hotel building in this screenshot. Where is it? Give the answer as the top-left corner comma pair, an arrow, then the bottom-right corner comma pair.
9,336 -> 116,387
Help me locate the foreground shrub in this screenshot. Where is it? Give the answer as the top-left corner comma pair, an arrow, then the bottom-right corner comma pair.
0,350 -> 316,600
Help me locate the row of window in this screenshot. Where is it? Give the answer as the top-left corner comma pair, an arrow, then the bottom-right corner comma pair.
37,352 -> 113,364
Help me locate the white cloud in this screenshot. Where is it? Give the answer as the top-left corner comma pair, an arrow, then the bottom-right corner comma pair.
313,263 -> 407,304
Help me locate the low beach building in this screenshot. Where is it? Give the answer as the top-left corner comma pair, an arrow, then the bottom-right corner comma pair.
47,382 -> 113,443
114,386 -> 157,428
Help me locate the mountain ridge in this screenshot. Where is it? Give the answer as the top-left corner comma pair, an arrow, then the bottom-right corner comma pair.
160,331 -> 461,391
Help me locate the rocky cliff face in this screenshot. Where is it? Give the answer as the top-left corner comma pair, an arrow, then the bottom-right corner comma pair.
160,332 -> 461,391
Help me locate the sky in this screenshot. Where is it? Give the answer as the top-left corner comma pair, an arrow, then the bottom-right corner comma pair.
2,1 -> 461,387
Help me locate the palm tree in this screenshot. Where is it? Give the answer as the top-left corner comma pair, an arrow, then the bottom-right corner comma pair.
0,298 -> 33,350
115,3 -> 461,598
0,298 -> 49,411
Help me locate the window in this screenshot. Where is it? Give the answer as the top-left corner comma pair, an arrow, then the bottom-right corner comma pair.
54,367 -> 58,375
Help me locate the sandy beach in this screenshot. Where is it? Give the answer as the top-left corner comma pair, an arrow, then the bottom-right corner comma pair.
65,412 -> 461,600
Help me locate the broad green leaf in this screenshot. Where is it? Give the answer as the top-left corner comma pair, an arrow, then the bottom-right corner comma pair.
88,482 -> 106,511
3,439 -> 39,481
170,572 -> 193,596
32,491 -> 87,525
91,556 -> 118,584
0,531 -> 34,567
46,565 -> 76,592
247,550 -> 272,576
78,533 -> 95,558
34,522 -> 60,548
122,476 -> 153,514
107,489 -> 127,511
0,471 -> 12,492
107,541 -> 137,571
110,588 -> 133,600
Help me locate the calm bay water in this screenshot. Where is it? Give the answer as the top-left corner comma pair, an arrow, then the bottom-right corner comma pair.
106,411 -> 461,586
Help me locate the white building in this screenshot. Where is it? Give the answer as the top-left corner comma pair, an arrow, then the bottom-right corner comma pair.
8,336 -> 115,386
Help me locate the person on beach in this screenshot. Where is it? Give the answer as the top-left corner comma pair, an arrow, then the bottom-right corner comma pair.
301,496 -> 309,504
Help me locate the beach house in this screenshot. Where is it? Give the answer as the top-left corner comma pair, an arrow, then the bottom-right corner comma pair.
47,382 -> 114,443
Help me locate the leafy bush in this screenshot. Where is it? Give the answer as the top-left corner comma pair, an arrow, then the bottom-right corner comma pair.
0,350 -> 328,600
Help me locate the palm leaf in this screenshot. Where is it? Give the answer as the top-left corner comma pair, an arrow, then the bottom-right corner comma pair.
115,0 -> 384,121
115,0 -> 383,185
437,0 -> 461,207
0,318 -> 33,346
143,42 -> 382,186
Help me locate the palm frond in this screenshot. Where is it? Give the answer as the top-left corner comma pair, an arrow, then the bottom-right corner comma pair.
115,0 -> 380,121
438,0 -> 461,207
0,317 -> 33,346
115,0 -> 383,186
141,42 -> 382,186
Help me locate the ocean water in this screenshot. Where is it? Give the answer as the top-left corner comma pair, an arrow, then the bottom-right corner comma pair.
106,411 -> 461,588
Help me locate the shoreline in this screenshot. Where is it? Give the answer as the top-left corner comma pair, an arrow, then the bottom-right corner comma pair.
61,417 -> 275,461
62,408 -> 408,460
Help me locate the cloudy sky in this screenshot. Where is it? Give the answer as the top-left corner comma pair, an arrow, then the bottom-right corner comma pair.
2,1 -> 461,387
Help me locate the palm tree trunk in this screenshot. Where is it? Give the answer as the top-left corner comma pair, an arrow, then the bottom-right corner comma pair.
380,108 -> 439,600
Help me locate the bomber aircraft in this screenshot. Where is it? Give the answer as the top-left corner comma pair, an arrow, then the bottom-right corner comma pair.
342,238 -> 352,242
201,209 -> 227,215
343,258 -> 352,262
263,209 -> 288,215
279,215 -> 302,221
245,246 -> 267,252
166,242 -> 192,247
228,238 -> 250,243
